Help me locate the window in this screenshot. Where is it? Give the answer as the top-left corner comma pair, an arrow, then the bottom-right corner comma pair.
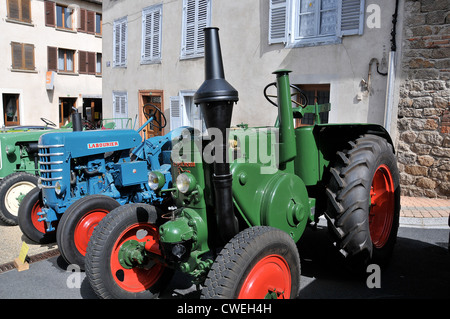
95,13 -> 102,35
2,94 -> 20,126
77,9 -> 100,34
113,17 -> 127,67
113,92 -> 128,128
58,48 -> 75,72
7,0 -> 31,23
269,0 -> 365,47
170,91 -> 206,132
56,4 -> 72,29
11,42 -> 35,71
141,5 -> 162,64
181,0 -> 211,59
295,84 -> 330,125
96,53 -> 102,75
78,51 -> 97,74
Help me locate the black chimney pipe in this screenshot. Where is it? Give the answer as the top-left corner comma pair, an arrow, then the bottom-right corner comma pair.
72,107 -> 83,132
194,27 -> 239,243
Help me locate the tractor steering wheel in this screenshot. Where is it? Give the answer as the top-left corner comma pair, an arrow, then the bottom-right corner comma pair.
40,117 -> 57,127
263,82 -> 309,108
143,103 -> 167,129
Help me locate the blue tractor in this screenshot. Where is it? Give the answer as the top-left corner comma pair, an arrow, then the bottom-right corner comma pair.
18,106 -> 179,269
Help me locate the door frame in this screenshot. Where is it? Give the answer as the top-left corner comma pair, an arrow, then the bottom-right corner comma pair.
138,90 -> 164,138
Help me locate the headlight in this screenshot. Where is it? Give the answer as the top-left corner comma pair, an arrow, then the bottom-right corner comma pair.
148,171 -> 165,191
176,173 -> 197,194
55,181 -> 65,195
37,177 -> 43,189
5,144 -> 15,155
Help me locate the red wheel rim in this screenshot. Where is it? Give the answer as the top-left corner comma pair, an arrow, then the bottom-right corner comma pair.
369,164 -> 395,248
31,199 -> 46,234
238,254 -> 291,299
110,223 -> 165,293
74,210 -> 108,256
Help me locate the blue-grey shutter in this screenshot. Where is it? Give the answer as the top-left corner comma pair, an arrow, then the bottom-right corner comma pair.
170,96 -> 182,130
269,0 -> 287,44
339,0 -> 365,36
142,5 -> 162,63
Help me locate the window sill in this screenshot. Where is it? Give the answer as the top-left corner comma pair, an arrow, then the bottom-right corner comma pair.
55,27 -> 77,34
285,36 -> 342,48
140,59 -> 161,65
11,68 -> 37,73
6,18 -> 34,27
57,71 -> 78,76
180,54 -> 204,61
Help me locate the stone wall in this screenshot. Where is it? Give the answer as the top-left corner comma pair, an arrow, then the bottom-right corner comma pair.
397,0 -> 450,198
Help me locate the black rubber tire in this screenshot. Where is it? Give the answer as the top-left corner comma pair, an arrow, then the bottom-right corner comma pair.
0,172 -> 38,226
56,195 -> 120,270
85,203 -> 173,299
201,226 -> 301,299
18,187 -> 56,244
326,134 -> 400,268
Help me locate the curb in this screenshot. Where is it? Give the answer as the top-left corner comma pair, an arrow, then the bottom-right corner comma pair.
400,216 -> 449,229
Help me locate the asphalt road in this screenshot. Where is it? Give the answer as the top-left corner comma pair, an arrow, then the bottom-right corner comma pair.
0,224 -> 448,300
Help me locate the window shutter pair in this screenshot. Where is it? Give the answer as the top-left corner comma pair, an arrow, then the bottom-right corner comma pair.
181,0 -> 210,57
11,42 -> 34,70
79,51 -> 96,74
142,5 -> 162,63
78,9 -> 96,33
269,0 -> 365,44
8,0 -> 31,23
113,18 -> 127,67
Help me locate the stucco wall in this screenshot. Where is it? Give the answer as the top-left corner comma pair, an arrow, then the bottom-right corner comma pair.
102,0 -> 402,139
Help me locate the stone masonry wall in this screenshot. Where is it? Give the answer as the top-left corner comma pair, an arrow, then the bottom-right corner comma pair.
397,0 -> 450,198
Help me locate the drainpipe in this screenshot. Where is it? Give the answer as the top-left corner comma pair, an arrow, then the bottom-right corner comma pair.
383,0 -> 399,134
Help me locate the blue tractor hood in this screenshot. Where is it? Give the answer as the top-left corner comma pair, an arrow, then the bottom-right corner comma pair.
39,129 -> 142,157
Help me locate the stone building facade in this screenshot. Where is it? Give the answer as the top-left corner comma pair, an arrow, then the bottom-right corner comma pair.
397,0 -> 450,198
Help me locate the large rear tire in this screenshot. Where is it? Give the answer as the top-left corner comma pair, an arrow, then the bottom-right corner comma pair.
56,195 -> 120,270
201,226 -> 301,299
326,134 -> 400,268
85,203 -> 173,299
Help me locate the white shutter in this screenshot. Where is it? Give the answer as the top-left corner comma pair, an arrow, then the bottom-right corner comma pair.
170,96 -> 182,130
142,5 -> 162,63
113,17 -> 127,66
113,92 -> 128,128
339,0 -> 365,36
269,0 -> 288,44
181,0 -> 211,58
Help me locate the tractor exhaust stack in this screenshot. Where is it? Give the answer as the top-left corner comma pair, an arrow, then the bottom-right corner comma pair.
194,27 -> 239,243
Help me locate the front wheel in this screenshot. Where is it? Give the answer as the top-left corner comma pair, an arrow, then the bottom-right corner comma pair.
18,187 -> 56,244
56,195 -> 121,270
85,203 -> 173,299
201,226 -> 301,299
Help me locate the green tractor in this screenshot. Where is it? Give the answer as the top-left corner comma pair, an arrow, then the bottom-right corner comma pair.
0,118 -> 70,226
85,28 -> 400,299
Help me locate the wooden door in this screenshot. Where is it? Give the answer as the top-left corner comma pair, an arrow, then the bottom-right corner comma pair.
139,90 -> 164,139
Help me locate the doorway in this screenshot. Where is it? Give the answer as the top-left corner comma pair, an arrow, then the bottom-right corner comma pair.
2,94 -> 20,126
139,90 -> 164,139
82,98 -> 102,127
59,97 -> 77,127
